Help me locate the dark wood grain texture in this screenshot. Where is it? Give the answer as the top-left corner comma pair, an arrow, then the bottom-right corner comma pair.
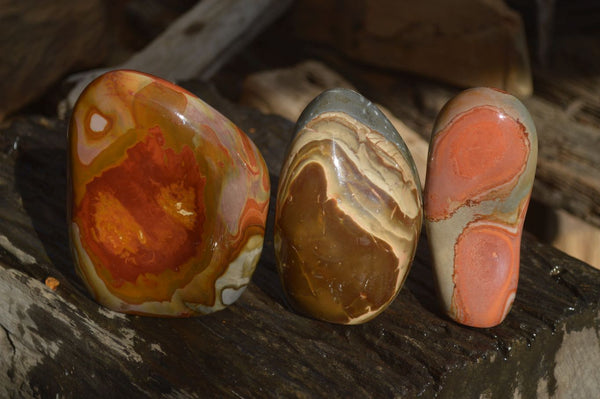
0,0 -> 109,120
288,0 -> 533,97
1,83 -> 599,398
66,0 -> 293,109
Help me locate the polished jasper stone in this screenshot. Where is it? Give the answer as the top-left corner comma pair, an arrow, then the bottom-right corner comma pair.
424,87 -> 537,328
275,88 -> 423,324
68,70 -> 270,316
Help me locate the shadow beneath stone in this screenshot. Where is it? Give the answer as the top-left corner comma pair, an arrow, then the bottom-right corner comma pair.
524,198 -> 559,244
404,231 -> 442,317
249,173 -> 288,309
13,118 -> 82,287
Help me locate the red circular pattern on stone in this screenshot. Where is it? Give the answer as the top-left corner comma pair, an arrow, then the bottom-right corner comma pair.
77,127 -> 206,284
452,222 -> 520,328
425,106 -> 529,221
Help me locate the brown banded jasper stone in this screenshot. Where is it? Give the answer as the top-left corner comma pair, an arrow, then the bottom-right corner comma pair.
275,88 -> 422,324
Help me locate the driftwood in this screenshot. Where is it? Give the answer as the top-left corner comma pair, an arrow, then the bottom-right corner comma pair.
0,0 -> 109,120
288,0 -> 532,97
550,208 -> 600,273
66,0 -> 293,108
1,82 -> 599,398
506,0 -> 600,64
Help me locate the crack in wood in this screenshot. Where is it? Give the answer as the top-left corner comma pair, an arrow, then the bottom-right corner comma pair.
0,324 -> 16,382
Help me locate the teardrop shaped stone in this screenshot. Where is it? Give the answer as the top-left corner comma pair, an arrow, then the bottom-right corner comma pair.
424,87 -> 537,328
275,88 -> 423,324
68,70 -> 270,316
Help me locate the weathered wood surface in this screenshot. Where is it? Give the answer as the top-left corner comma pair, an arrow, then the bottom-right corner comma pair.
0,0 -> 109,120
66,0 -> 293,108
288,0 -> 532,97
1,82 -> 600,398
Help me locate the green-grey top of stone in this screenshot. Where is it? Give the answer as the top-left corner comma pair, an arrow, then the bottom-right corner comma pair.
295,87 -> 422,193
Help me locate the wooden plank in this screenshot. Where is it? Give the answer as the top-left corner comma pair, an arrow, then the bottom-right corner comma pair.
1,82 -> 599,397
0,0 -> 109,120
524,95 -> 600,228
66,0 -> 293,108
288,0 -> 533,97
123,0 -> 292,80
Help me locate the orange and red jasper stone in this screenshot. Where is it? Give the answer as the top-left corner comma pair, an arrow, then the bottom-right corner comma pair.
424,87 -> 537,328
275,89 -> 423,325
68,70 -> 270,316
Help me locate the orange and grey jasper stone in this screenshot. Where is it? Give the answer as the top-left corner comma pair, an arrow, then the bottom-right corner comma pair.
424,87 -> 537,328
68,70 -> 270,316
275,88 -> 422,324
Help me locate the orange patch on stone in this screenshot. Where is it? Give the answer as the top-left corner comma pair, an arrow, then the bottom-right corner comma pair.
76,127 -> 206,285
425,107 -> 529,220
452,223 -> 520,327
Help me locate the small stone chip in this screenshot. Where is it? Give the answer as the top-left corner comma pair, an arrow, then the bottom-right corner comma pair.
45,276 -> 60,291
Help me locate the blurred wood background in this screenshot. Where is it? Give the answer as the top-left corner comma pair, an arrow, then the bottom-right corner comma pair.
1,0 -> 599,397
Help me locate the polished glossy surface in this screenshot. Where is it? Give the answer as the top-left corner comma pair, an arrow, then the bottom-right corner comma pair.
68,70 -> 270,316
424,87 -> 537,328
275,88 -> 422,324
